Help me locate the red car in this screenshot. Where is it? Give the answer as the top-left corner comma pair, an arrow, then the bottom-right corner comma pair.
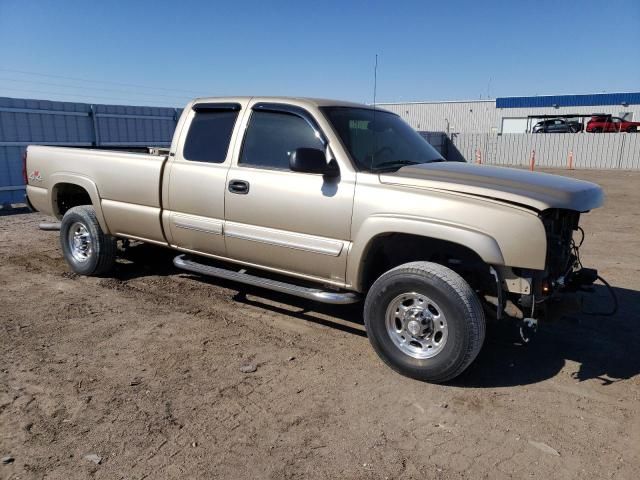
586,115 -> 640,133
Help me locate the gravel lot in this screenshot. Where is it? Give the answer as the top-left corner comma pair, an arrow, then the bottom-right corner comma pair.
1,169 -> 639,479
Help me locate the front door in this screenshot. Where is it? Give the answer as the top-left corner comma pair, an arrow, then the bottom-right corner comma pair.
224,103 -> 355,285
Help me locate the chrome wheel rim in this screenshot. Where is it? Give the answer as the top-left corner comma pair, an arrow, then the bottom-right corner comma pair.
385,292 -> 448,359
67,222 -> 93,263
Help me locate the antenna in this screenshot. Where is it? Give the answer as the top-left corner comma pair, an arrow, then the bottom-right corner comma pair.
371,54 -> 379,171
373,54 -> 378,107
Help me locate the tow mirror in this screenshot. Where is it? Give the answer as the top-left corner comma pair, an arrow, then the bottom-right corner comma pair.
290,148 -> 339,177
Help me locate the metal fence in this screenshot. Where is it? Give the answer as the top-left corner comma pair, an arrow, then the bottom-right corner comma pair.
447,132 -> 640,169
0,96 -> 180,205
418,131 -> 448,158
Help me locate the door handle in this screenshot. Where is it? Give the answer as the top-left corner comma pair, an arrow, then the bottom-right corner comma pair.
228,179 -> 250,194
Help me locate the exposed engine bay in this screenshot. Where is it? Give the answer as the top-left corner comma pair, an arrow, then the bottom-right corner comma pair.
492,208 -> 617,342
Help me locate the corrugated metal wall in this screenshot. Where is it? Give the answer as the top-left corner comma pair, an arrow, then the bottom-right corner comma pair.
448,133 -> 640,169
382,100 -> 497,134
0,96 -> 180,205
381,100 -> 640,134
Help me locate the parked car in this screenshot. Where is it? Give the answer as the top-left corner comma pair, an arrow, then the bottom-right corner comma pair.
532,118 -> 583,133
586,115 -> 640,133
25,96 -> 604,383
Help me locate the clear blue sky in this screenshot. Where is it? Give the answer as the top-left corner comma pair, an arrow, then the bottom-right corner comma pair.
0,0 -> 638,107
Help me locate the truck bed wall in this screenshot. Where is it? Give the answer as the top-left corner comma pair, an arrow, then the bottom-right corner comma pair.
26,145 -> 167,242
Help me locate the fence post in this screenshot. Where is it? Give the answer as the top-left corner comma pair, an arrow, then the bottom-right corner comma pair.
90,105 -> 100,147
617,134 -> 626,169
529,149 -> 536,171
442,132 -> 448,160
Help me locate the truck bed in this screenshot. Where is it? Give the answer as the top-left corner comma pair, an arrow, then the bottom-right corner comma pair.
26,145 -> 169,243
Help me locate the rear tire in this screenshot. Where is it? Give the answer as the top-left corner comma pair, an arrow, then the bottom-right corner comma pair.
364,262 -> 485,383
60,205 -> 116,276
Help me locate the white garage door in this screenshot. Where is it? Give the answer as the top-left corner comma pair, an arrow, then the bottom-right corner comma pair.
501,118 -> 528,133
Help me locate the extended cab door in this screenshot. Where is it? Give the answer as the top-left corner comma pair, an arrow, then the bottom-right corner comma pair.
223,102 -> 355,286
162,100 -> 247,256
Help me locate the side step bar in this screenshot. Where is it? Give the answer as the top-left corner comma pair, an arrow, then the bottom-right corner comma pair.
173,255 -> 360,305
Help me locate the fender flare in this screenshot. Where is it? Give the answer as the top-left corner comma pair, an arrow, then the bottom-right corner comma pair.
347,215 -> 506,291
49,173 -> 110,234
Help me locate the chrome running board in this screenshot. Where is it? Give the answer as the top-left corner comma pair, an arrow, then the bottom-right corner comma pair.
173,254 -> 360,305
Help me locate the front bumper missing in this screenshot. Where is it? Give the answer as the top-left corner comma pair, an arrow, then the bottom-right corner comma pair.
489,265 -> 599,340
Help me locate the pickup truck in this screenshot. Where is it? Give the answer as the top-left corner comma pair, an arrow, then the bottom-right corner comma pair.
25,96 -> 604,383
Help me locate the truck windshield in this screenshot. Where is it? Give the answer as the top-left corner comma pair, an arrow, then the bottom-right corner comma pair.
321,107 -> 445,172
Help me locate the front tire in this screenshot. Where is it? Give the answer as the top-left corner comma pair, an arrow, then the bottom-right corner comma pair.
60,205 -> 116,276
364,262 -> 485,383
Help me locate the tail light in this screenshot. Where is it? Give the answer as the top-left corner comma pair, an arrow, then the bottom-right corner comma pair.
22,149 -> 28,184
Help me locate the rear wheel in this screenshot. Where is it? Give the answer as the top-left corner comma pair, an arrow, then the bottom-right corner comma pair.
60,205 -> 116,276
364,262 -> 485,383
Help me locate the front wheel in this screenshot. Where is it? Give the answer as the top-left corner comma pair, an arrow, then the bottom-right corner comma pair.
60,205 -> 116,276
364,262 -> 485,383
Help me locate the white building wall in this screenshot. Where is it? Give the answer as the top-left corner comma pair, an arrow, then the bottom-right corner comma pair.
379,100 -> 640,134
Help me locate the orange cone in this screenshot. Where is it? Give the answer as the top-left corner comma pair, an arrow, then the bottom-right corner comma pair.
529,149 -> 536,171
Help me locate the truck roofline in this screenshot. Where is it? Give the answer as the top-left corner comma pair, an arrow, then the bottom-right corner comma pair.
189,96 -> 385,111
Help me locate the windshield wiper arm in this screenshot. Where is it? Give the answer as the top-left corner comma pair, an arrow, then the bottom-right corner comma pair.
372,160 -> 420,171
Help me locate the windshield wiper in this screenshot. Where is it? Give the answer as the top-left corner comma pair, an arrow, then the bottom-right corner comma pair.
372,160 -> 421,172
373,159 -> 450,172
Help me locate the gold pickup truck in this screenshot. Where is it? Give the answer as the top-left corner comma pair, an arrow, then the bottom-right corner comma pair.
25,96 -> 604,382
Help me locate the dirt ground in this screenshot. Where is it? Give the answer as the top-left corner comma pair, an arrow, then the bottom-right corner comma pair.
1,169 -> 639,479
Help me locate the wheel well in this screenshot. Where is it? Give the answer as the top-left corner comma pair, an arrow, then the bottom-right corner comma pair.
360,233 -> 492,292
53,183 -> 92,218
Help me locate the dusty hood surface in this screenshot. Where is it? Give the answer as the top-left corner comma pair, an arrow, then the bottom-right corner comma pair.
380,162 -> 604,211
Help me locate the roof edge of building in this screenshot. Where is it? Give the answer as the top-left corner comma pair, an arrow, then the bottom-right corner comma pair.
375,99 -> 495,106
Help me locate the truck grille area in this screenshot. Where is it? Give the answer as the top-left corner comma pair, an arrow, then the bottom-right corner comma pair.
541,209 -> 580,280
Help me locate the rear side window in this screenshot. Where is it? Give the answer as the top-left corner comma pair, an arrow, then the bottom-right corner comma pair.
183,110 -> 239,163
240,111 -> 324,170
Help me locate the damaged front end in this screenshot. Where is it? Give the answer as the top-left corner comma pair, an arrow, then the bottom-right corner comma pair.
492,208 -> 610,342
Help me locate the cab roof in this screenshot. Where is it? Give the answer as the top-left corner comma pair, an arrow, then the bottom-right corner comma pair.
190,96 -> 378,110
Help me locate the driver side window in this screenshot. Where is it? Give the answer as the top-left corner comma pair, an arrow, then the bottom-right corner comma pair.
240,111 -> 324,170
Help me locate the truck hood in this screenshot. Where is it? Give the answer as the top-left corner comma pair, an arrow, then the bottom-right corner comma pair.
379,162 -> 603,212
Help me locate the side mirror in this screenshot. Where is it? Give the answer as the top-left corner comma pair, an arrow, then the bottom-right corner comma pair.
290,148 -> 339,177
